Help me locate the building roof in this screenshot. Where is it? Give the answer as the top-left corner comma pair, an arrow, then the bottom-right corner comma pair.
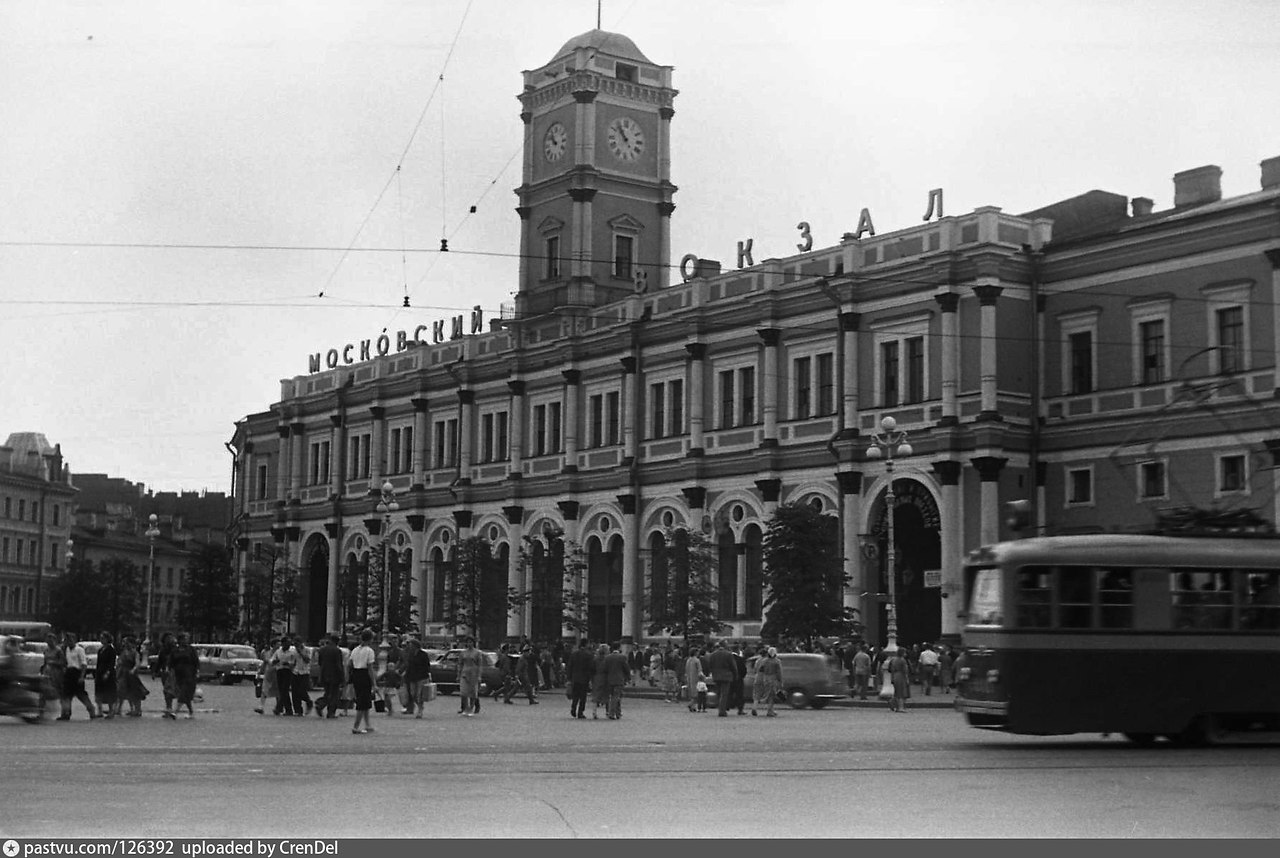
551,29 -> 651,65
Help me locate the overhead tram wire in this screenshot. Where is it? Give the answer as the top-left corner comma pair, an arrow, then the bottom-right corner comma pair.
314,0 -> 475,302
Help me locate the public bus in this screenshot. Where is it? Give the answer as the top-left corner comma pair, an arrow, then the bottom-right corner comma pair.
954,532 -> 1280,745
0,620 -> 52,641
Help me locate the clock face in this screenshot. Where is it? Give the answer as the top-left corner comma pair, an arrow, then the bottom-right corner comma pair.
606,116 -> 645,162
543,122 -> 568,162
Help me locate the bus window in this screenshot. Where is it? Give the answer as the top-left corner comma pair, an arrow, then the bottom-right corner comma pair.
1098,568 -> 1133,629
968,567 -> 1003,626
1243,571 -> 1280,630
1173,570 -> 1232,629
1058,566 -> 1094,628
1016,567 -> 1052,628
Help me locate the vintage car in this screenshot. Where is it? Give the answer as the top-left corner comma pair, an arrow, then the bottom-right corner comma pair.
81,641 -> 103,679
429,649 -> 503,696
744,652 -> 848,709
194,643 -> 263,685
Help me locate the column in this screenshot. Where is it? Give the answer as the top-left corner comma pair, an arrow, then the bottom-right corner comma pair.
457,390 -> 474,484
839,312 -> 860,431
369,406 -> 386,487
324,522 -> 341,634
558,500 -> 582,638
568,188 -> 596,285
618,493 -> 639,642
562,369 -> 581,472
516,206 -> 531,301
836,471 -> 863,617
504,506 -> 525,639
621,357 -> 638,465
275,425 -> 289,506
406,515 -> 427,636
935,292 -> 960,425
735,544 -> 748,619
411,397 -> 429,489
657,201 -> 676,290
974,284 -> 1003,420
932,461 -> 962,641
685,343 -> 706,456
452,510 -> 473,638
971,457 -> 1007,546
329,414 -> 344,498
758,328 -> 780,446
572,87 -> 598,281
508,380 -> 526,478
755,479 -> 781,621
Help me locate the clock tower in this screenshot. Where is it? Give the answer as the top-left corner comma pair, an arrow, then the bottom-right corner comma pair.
515,30 -> 677,318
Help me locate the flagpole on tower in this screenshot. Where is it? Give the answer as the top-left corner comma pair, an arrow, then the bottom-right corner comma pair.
597,1 -> 602,29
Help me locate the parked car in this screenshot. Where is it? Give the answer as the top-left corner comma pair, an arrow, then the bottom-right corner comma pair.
81,641 -> 103,679
430,649 -> 502,696
194,644 -> 263,685
1,635 -> 45,678
744,652 -> 847,709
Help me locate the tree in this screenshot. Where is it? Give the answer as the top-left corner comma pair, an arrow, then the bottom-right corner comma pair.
177,544 -> 238,641
443,536 -> 514,645
241,543 -> 297,644
98,556 -> 146,641
644,527 -> 727,640
47,557 -> 108,638
362,545 -> 418,638
761,503 -> 860,645
516,528 -> 590,641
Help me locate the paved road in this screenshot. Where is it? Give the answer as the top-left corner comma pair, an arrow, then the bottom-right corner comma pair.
3,683 -> 1278,838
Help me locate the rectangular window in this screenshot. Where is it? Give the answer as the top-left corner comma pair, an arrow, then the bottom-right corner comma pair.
31,502 -> 38,523
1140,319 -> 1165,384
1057,566 -> 1094,628
739,367 -> 755,425
1244,571 -> 1280,630
544,235 -> 560,280
496,412 -> 508,461
17,499 -> 24,520
606,392 -> 620,445
3,497 -> 9,517
348,435 -> 360,479
481,413 -> 495,462
1173,570 -> 1234,630
1220,454 -> 1246,492
1217,306 -> 1243,373
589,395 -> 603,448
399,428 -> 411,474
29,542 -> 35,565
533,404 -> 547,456
53,504 -> 60,526
1139,461 -> 1166,499
309,441 -> 321,485
650,382 -> 666,438
50,541 -> 58,570
15,539 -> 23,566
2,537 -> 8,563
669,379 -> 683,435
719,370 -> 735,430
1016,568 -> 1052,628
256,463 -> 269,500
615,62 -> 637,82
614,235 -> 634,280
549,402 -> 562,453
1098,568 -> 1134,629
794,357 -> 812,419
1067,468 -> 1092,505
816,353 -> 834,416
390,428 -> 403,475
881,342 -> 899,407
905,337 -> 925,404
432,421 -> 456,469
359,434 -> 371,478
1069,331 -> 1093,394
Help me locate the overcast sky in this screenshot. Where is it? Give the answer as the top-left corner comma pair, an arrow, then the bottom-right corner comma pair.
2,0 -> 1278,494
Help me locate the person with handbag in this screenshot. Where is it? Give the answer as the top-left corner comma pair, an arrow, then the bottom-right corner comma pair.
348,630 -> 377,734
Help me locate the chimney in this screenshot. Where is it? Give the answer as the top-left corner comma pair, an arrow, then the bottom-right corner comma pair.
1261,155 -> 1280,190
1173,165 -> 1222,208
1131,197 -> 1154,217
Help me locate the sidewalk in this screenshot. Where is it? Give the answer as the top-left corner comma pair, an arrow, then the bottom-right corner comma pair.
620,680 -> 956,709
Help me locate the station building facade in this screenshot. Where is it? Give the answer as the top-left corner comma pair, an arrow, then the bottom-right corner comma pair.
228,28 -> 1280,648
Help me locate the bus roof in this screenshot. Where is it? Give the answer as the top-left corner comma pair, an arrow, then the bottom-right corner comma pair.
964,533 -> 1280,569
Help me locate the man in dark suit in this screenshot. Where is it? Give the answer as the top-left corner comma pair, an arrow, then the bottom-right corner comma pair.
315,635 -> 345,719
602,644 -> 631,720
707,640 -> 737,717
567,639 -> 595,720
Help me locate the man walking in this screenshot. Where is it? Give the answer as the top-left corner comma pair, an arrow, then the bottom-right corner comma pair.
852,644 -> 872,700
315,635 -> 345,718
272,636 -> 297,715
918,644 -> 940,695
401,639 -> 433,718
602,644 -> 631,719
567,639 -> 594,719
707,640 -> 736,718
291,639 -> 313,715
729,644 -> 748,715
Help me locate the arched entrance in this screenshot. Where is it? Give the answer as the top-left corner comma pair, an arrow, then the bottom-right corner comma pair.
868,477 -> 942,646
587,534 -> 623,644
302,536 -> 329,644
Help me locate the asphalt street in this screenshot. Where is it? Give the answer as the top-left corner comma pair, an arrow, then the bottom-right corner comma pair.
2,682 -> 1278,839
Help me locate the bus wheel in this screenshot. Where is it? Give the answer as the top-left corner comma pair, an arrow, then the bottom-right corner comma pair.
1123,732 -> 1157,746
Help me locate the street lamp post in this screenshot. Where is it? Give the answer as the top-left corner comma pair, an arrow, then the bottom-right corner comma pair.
144,513 -> 160,649
376,480 -> 400,637
866,416 -> 913,653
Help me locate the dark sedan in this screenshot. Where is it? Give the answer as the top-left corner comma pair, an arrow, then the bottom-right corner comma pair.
430,649 -> 502,696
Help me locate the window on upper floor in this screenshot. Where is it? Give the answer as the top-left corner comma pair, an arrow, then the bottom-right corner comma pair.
388,426 -> 412,474
1204,281 -> 1252,376
717,366 -> 756,429
1218,453 -> 1247,494
615,62 -> 637,82
1066,466 -> 1093,506
544,235 -> 561,280
432,420 -> 458,469
872,316 -> 929,408
15,538 -> 23,566
1069,332 -> 1093,394
480,410 -> 509,463
530,401 -> 562,457
613,234 -> 634,281
308,440 -> 331,485
30,502 -> 38,523
347,433 -> 371,480
792,351 -> 836,419
1058,309 -> 1099,396
2,496 -> 9,518
1129,297 -> 1172,387
794,356 -> 812,419
2,537 -> 9,563
1139,320 -> 1166,384
648,378 -> 684,439
17,499 -> 24,520
256,462 -> 269,500
1139,460 -> 1167,500
52,504 -> 60,526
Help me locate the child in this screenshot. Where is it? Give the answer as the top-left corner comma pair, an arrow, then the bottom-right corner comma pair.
695,676 -> 709,713
376,661 -> 402,716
